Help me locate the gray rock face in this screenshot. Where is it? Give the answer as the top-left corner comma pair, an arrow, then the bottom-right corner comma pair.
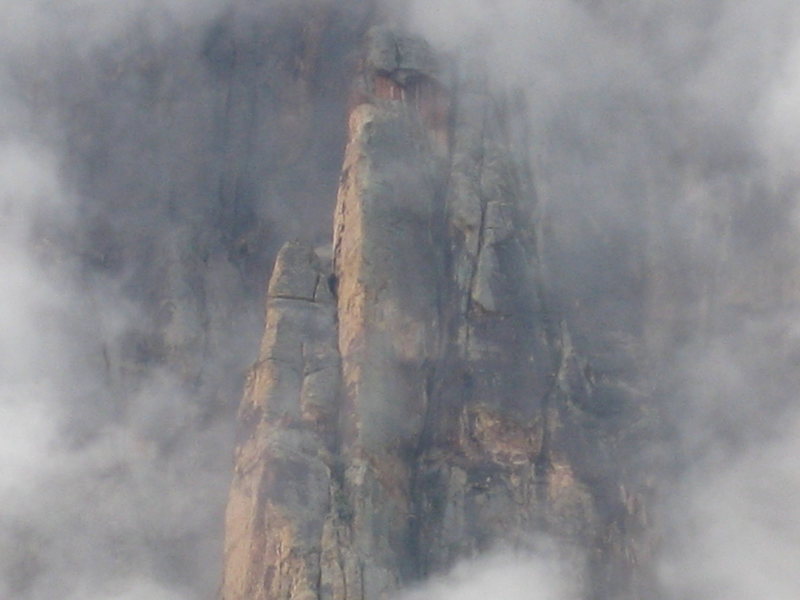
365,26 -> 440,85
223,242 -> 340,600
221,30 -> 649,600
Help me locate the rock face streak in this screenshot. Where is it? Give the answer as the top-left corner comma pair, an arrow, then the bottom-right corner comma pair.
222,30 -> 646,600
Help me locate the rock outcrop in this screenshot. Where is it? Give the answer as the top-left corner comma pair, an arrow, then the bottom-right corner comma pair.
222,29 -> 650,600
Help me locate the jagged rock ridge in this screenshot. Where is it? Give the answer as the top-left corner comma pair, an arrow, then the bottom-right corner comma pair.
222,28 -> 649,600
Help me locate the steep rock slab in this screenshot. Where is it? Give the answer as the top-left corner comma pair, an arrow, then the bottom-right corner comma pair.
410,82 -> 600,583
332,104 -> 445,599
222,242 -> 340,600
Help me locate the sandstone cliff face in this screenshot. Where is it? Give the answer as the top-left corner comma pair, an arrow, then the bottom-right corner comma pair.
222,29 -> 649,600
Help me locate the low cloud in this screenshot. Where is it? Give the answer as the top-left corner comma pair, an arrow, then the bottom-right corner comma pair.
399,551 -> 576,600
0,3 -> 235,597
660,408 -> 800,599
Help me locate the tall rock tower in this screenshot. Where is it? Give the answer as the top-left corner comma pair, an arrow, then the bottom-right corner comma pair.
221,27 -> 650,600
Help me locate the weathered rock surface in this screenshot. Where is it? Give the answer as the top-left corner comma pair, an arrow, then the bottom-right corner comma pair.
223,241 -> 340,600
222,29 -> 650,600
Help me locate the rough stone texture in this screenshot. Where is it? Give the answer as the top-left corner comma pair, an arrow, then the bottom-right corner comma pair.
222,30 -> 650,600
223,242 -> 340,600
365,26 -> 440,85
331,96 -> 446,598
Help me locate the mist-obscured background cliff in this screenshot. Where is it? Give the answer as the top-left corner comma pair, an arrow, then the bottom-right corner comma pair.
2,2 -> 373,597
4,1 -> 800,598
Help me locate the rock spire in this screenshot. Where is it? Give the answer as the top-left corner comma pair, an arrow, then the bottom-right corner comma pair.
221,28 -> 648,600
